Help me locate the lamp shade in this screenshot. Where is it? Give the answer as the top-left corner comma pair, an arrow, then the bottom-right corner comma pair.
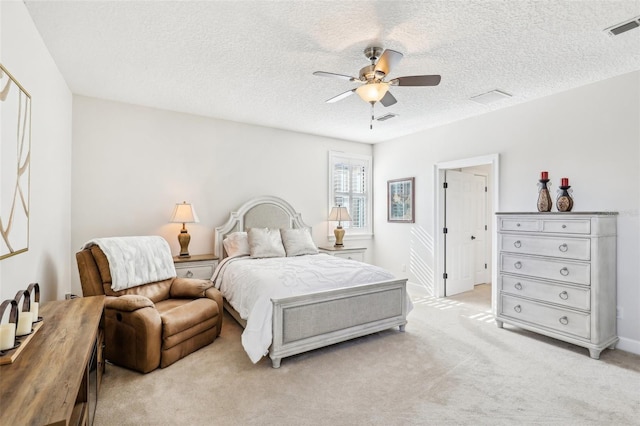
169,202 -> 200,224
355,82 -> 389,103
328,206 -> 352,222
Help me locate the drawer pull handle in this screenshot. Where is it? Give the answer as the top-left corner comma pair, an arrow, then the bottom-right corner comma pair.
514,261 -> 522,269
562,224 -> 567,229
559,291 -> 569,300
559,316 -> 569,325
186,270 -> 194,278
516,223 -> 521,227
513,240 -> 522,248
514,282 -> 523,290
514,305 -> 522,313
558,243 -> 568,252
560,267 -> 569,276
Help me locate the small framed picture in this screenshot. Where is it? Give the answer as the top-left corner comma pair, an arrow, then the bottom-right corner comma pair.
387,177 -> 415,223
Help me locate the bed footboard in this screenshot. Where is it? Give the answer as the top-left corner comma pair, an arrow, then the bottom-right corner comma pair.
270,279 -> 408,368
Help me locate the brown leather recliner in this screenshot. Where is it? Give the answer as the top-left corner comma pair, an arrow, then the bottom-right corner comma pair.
76,245 -> 223,373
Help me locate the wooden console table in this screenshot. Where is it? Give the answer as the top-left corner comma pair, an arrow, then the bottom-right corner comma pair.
0,295 -> 104,425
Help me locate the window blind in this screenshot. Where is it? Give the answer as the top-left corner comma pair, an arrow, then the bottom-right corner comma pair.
329,152 -> 372,235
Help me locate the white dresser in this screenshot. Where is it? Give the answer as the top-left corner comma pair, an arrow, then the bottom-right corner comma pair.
495,212 -> 618,359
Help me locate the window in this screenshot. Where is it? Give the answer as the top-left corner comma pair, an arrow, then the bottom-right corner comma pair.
328,151 -> 372,237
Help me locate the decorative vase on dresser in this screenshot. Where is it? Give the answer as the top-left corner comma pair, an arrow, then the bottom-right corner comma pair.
537,179 -> 552,212
494,212 -> 618,359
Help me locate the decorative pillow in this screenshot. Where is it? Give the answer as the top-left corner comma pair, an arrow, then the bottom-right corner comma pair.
223,232 -> 250,258
248,228 -> 286,258
280,228 -> 318,257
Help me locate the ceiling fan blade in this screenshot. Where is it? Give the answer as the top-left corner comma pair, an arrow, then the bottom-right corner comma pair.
325,88 -> 356,103
379,91 -> 397,107
374,49 -> 403,77
390,75 -> 441,86
313,71 -> 359,82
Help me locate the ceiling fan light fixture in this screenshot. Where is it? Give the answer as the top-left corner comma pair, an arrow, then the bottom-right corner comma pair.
356,82 -> 389,103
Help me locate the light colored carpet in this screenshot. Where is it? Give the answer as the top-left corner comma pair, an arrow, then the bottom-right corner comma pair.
94,284 -> 640,425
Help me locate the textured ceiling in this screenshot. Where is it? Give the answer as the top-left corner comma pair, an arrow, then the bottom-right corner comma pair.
24,0 -> 640,144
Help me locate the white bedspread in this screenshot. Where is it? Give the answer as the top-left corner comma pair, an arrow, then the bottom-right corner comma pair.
212,253 -> 411,363
83,236 -> 176,291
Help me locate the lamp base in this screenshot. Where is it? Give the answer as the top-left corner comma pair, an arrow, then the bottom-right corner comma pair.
333,227 -> 345,247
177,230 -> 191,258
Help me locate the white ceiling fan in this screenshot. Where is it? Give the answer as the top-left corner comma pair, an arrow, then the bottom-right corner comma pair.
314,47 -> 441,129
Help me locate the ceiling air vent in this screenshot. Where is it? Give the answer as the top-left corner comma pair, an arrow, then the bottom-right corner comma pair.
376,113 -> 397,122
604,16 -> 640,36
470,89 -> 512,105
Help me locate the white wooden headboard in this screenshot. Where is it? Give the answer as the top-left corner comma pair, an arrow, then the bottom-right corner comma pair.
214,196 -> 312,259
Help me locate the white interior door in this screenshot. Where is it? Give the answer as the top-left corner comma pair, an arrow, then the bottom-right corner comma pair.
434,154 -> 498,300
444,170 -> 476,296
472,174 -> 489,285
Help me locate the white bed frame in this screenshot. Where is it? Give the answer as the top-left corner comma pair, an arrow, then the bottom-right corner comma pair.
214,196 -> 409,368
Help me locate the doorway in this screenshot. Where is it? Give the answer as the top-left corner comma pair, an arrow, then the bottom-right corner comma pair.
433,155 -> 499,305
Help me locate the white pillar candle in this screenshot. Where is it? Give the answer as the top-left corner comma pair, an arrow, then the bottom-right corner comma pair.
0,323 -> 16,350
16,311 -> 33,336
30,302 -> 39,322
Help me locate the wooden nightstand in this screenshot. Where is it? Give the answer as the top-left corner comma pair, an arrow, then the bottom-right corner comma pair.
173,254 -> 219,280
318,246 -> 366,262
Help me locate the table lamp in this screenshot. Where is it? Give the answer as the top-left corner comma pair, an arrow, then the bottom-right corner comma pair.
169,201 -> 200,257
328,205 -> 352,247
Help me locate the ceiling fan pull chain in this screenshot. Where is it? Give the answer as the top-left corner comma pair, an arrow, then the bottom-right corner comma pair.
370,103 -> 375,130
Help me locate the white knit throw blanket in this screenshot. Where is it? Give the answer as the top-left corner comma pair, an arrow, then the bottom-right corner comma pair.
83,236 -> 177,291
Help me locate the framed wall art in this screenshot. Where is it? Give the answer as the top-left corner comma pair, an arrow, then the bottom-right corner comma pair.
387,177 -> 414,223
1,64 -> 31,260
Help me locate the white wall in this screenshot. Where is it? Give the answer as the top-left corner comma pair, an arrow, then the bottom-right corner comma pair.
9,1 -> 635,353
0,1 -> 73,303
71,96 -> 372,295
373,71 -> 640,354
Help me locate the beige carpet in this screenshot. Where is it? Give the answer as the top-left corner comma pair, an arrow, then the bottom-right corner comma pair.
94,284 -> 640,425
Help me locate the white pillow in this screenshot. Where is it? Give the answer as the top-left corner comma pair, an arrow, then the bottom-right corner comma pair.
248,228 -> 286,258
280,228 -> 318,257
223,232 -> 250,258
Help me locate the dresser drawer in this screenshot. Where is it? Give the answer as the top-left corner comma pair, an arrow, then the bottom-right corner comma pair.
175,264 -> 215,280
318,247 -> 366,263
500,234 -> 590,261
332,251 -> 364,262
500,254 -> 591,285
500,294 -> 590,339
542,219 -> 591,234
500,275 -> 591,310
499,218 -> 540,232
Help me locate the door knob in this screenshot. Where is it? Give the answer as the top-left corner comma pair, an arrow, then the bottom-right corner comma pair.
471,235 -> 476,240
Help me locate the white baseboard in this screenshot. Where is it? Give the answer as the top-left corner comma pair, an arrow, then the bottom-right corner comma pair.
617,336 -> 640,356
